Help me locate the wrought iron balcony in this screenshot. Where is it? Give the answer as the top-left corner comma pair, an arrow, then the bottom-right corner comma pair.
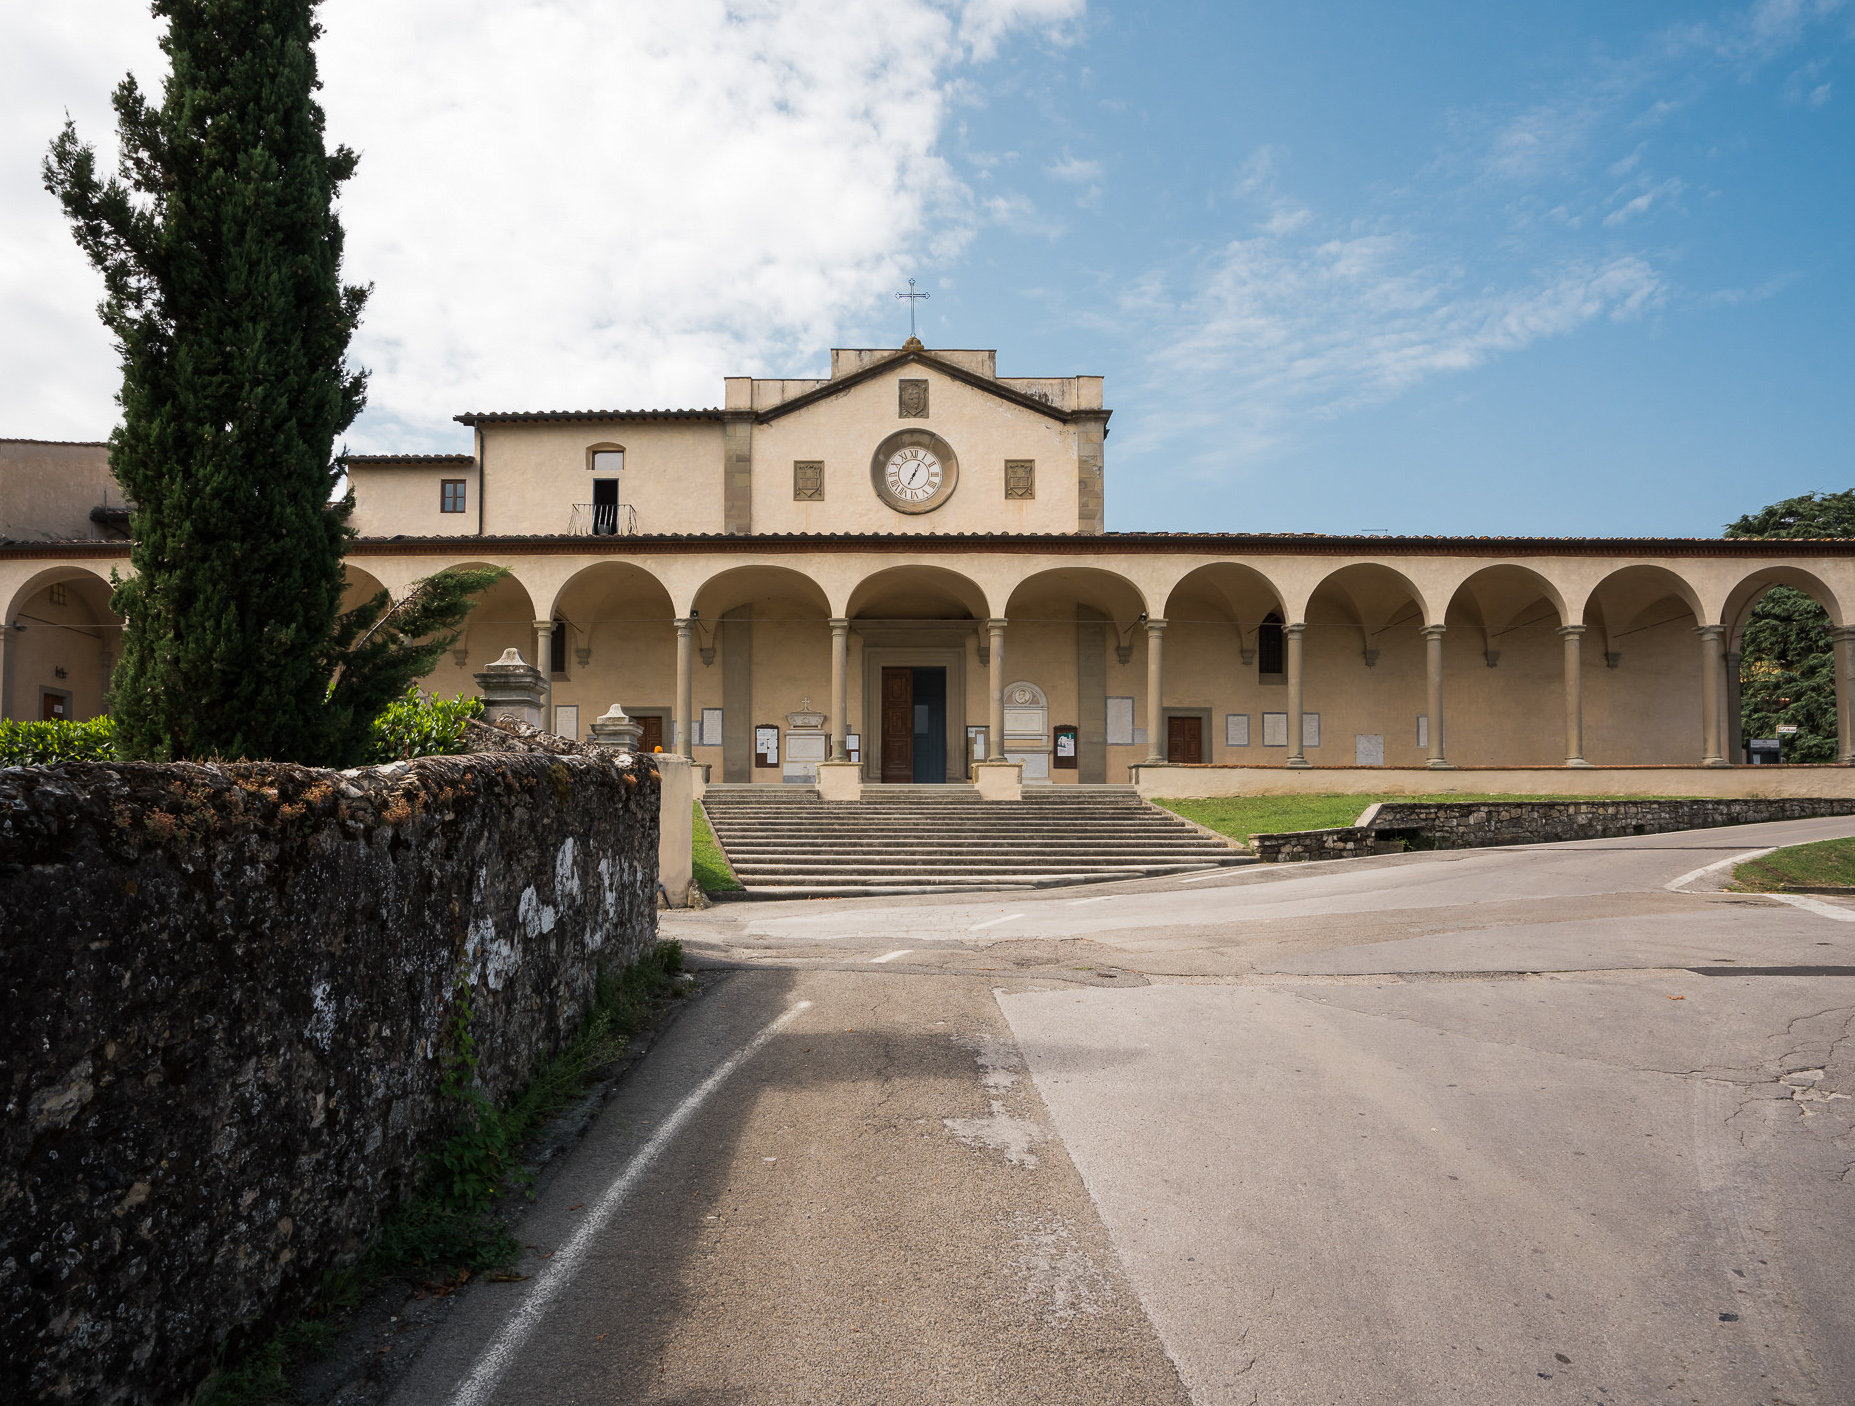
567,502 -> 638,537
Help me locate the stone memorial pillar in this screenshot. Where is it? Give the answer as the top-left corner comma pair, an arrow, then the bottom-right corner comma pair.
1422,624 -> 1452,768
1559,624 -> 1591,767
588,702 -> 643,753
1284,622 -> 1309,768
474,648 -> 546,730
1143,618 -> 1168,765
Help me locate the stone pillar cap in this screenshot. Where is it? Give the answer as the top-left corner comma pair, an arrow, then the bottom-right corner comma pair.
596,703 -> 631,720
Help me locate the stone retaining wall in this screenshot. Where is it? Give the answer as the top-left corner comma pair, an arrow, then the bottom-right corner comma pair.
0,749 -> 659,1404
1253,796 -> 1855,863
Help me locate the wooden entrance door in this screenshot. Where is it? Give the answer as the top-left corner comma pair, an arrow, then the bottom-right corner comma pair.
42,693 -> 69,721
638,715 -> 664,753
1167,715 -> 1202,764
881,667 -> 914,783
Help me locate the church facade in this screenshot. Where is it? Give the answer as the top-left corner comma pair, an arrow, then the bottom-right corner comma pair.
4,340 -> 1854,794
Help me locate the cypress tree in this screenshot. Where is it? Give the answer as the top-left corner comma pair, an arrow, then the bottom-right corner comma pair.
44,0 -> 367,762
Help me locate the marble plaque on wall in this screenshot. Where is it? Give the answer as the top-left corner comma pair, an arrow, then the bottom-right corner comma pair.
1106,697 -> 1134,746
786,733 -> 829,762
1262,712 -> 1288,747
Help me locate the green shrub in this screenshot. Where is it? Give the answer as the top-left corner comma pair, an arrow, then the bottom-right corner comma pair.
0,715 -> 116,766
367,686 -> 483,764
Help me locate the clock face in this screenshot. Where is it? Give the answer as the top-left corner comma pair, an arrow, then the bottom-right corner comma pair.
884,446 -> 943,504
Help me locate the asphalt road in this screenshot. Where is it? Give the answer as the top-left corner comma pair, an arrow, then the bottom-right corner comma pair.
384,817 -> 1855,1406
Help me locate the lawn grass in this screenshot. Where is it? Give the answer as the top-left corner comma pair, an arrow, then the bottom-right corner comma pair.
1153,793 -> 1675,844
1730,835 -> 1855,892
693,800 -> 741,892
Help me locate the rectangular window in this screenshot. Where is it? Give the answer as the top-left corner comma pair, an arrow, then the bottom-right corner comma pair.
1225,713 -> 1250,746
793,461 -> 824,500
441,479 -> 466,513
1106,696 -> 1135,746
47,583 -> 68,606
550,621 -> 567,675
1005,460 -> 1035,499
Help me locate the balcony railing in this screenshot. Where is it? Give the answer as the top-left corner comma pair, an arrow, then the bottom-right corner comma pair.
568,502 -> 639,537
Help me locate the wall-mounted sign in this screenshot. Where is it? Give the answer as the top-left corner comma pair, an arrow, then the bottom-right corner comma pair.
753,724 -> 780,767
1775,723 -> 1799,735
1053,724 -> 1078,769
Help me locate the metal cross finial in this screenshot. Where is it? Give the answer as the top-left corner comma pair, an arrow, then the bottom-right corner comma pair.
895,277 -> 930,339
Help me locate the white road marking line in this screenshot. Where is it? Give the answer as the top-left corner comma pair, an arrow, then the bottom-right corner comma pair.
1178,869 -> 1236,883
446,1000 -> 813,1406
1766,893 -> 1855,923
969,913 -> 1025,930
1065,895 -> 1115,905
870,949 -> 913,963
1665,848 -> 1777,892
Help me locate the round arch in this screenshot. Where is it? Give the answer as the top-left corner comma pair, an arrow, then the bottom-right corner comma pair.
3,564 -> 123,723
1721,564 -> 1845,647
412,562 -> 539,699
1444,564 -> 1570,631
1002,566 -> 1148,623
845,563 -> 988,622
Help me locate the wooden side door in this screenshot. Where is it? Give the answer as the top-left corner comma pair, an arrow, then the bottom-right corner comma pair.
1167,715 -> 1202,764
881,667 -> 914,783
638,715 -> 664,753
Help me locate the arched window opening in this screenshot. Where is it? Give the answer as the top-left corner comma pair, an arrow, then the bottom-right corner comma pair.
1257,612 -> 1284,675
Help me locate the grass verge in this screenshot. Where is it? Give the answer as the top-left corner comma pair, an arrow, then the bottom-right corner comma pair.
1154,793 -> 1676,844
693,800 -> 742,892
1730,836 -> 1855,891
197,939 -> 686,1405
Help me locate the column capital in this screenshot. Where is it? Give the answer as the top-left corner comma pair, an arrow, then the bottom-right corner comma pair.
829,616 -> 850,632
1829,625 -> 1855,645
1694,623 -> 1726,641
986,616 -> 1008,633
1144,616 -> 1168,636
1420,623 -> 1447,641
674,616 -> 694,635
1282,621 -> 1306,638
1557,624 -> 1587,639
531,617 -> 555,634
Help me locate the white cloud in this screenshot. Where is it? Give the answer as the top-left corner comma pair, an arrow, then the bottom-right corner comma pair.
1046,152 -> 1101,184
1118,225 -> 1663,471
1602,176 -> 1685,226
0,0 -> 1082,448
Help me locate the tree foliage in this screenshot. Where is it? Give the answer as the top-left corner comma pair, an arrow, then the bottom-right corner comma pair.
1725,491 -> 1849,763
367,686 -> 484,765
42,0 -> 379,764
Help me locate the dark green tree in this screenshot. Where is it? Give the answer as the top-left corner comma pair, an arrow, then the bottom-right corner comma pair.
1725,491 -> 1852,763
44,0 -> 374,762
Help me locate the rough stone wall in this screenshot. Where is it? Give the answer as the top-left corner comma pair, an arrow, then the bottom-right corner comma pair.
1254,797 -> 1855,862
0,749 -> 658,1404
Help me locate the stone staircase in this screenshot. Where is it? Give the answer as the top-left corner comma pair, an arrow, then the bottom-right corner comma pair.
699,784 -> 1251,897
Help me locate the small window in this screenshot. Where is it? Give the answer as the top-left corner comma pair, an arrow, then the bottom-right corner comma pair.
1258,613 -> 1284,675
441,479 -> 466,513
550,620 -> 568,675
591,449 -> 624,474
1005,460 -> 1035,499
793,461 -> 824,500
47,583 -> 68,606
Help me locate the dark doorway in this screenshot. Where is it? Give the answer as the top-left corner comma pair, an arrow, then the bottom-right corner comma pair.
881,668 -> 913,782
911,667 -> 946,783
880,666 -> 948,782
591,478 -> 620,535
637,715 -> 664,753
1167,715 -> 1203,764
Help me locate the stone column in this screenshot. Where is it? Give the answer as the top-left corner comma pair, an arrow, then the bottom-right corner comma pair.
532,618 -> 554,726
1695,625 -> 1727,766
829,617 -> 850,762
1559,625 -> 1591,767
1422,624 -> 1452,768
675,617 -> 694,758
1284,623 -> 1311,768
987,618 -> 1007,757
1143,618 -> 1168,764
1726,647 -> 1745,765
1833,627 -> 1855,765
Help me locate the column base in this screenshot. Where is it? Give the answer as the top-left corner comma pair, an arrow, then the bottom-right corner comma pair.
1702,758 -> 1731,769
1285,758 -> 1313,769
1426,759 -> 1456,770
1563,758 -> 1595,769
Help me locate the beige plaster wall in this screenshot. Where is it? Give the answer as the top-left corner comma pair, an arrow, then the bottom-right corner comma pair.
1131,764 -> 1855,800
0,441 -> 119,541
347,464 -> 479,538
0,570 -> 121,722
750,364 -> 1083,536
478,421 -> 726,538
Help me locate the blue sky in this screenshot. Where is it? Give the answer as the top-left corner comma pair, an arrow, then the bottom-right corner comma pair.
2,0 -> 1850,536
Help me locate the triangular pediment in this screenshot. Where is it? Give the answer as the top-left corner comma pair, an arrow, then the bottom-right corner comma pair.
757,346 -> 1079,425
